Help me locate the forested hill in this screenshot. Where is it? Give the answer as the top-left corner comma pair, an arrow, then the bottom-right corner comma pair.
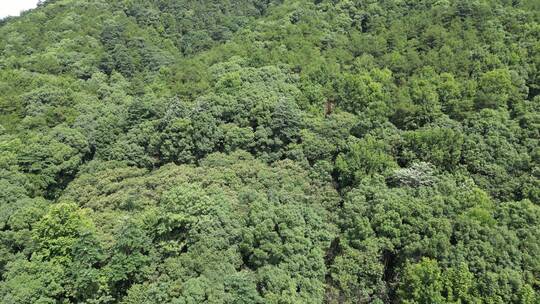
0,0 -> 539,303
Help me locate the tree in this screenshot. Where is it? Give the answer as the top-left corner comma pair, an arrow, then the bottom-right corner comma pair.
1,202 -> 108,303
390,162 -> 436,188
106,219 -> 155,299
33,203 -> 96,263
476,69 -> 515,109
336,136 -> 398,187
398,258 -> 445,304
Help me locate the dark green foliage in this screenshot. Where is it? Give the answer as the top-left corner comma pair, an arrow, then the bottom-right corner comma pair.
0,0 -> 538,303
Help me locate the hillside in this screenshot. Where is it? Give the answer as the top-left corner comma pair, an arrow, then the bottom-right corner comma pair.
0,0 -> 539,303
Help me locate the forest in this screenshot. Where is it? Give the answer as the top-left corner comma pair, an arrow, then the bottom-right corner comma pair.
0,0 -> 539,303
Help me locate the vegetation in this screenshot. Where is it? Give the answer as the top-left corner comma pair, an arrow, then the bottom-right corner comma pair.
0,0 -> 539,303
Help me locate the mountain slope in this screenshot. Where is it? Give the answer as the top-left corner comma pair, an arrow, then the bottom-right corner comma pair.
0,0 -> 539,303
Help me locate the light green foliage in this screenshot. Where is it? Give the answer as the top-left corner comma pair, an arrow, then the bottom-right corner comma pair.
33,202 -> 94,263
476,69 -> 518,109
336,70 -> 391,116
398,258 -> 480,304
336,135 -> 398,186
399,258 -> 446,304
1,202 -> 106,303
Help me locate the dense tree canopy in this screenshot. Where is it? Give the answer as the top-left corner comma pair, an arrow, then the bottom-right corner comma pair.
0,0 -> 539,303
